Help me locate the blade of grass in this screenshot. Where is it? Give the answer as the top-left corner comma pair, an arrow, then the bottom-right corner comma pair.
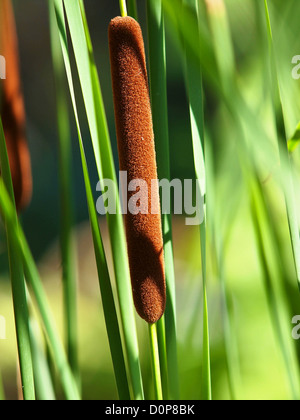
28,301 -> 56,400
288,121 -> 300,153
146,0 -> 178,400
0,178 -> 80,400
248,171 -> 300,400
199,221 -> 211,401
206,0 -> 300,399
182,0 -> 211,400
204,0 -> 235,96
264,0 -> 300,292
78,121 -> 131,400
161,0 -> 277,168
49,0 -> 79,389
62,0 -> 144,399
206,138 -> 242,400
51,0 -> 131,400
164,0 -> 300,399
204,0 -> 241,399
208,17 -> 300,398
155,315 -> 168,399
64,0 -> 144,399
127,0 -> 138,20
0,118 -> 35,400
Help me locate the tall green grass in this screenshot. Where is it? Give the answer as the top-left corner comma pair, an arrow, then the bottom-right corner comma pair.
1,0 -> 300,400
0,118 -> 35,400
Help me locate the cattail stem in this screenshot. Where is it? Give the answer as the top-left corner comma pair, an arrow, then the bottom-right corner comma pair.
155,316 -> 168,399
119,0 -> 128,17
148,323 -> 163,400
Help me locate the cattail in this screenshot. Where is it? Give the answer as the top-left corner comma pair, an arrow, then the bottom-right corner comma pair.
0,0 -> 32,211
109,16 -> 166,324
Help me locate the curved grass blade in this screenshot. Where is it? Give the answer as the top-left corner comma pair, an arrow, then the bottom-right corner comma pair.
78,120 -> 131,400
62,0 -> 144,399
205,139 -> 242,400
49,0 -> 79,389
288,122 -> 300,153
28,302 -> 56,400
0,118 -> 35,400
204,0 -> 240,399
249,172 -> 300,400
0,178 -> 79,400
264,0 -> 300,293
182,0 -> 211,400
51,0 -> 131,400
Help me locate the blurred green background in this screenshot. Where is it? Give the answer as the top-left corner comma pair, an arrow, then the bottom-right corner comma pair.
1,0 -> 300,400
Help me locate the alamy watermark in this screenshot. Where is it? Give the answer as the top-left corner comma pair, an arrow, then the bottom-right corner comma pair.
292,315 -> 300,340
95,172 -> 204,226
0,315 -> 6,340
292,55 -> 300,80
0,55 -> 6,80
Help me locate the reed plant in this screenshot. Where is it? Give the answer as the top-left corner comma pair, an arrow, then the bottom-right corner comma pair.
0,0 -> 300,401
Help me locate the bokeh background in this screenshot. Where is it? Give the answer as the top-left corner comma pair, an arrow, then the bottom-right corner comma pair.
1,0 -> 300,400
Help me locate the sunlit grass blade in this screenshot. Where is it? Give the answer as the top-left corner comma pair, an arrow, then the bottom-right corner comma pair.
28,303 -> 56,400
199,221 -> 211,401
48,0 -> 79,389
162,0 -> 217,87
0,117 -> 35,400
148,323 -> 163,400
78,123 -> 131,400
204,0 -> 235,95
264,0 -> 300,293
206,140 -> 241,400
217,253 -> 241,400
161,0 -> 275,164
62,0 -> 144,399
51,0 -> 131,400
155,314 -> 168,399
248,172 -> 300,400
288,122 -> 300,153
147,0 -> 178,400
204,0 -> 240,399
181,0 -> 211,400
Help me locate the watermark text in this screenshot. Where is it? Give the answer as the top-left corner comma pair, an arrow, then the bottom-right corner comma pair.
96,172 -> 204,226
292,55 -> 300,80
0,55 -> 6,79
292,315 -> 300,340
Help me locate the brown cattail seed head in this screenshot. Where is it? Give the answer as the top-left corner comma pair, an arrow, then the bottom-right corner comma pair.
108,16 -> 166,324
0,0 -> 32,211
